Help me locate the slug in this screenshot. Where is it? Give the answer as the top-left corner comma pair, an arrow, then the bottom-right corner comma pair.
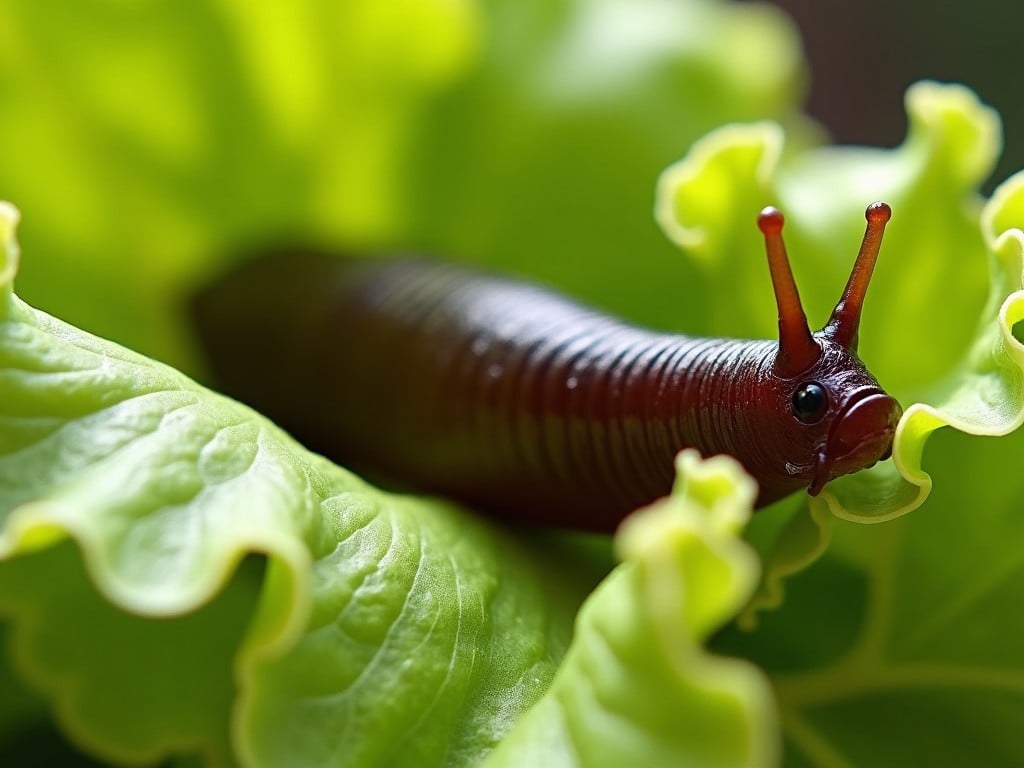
191,203 -> 901,531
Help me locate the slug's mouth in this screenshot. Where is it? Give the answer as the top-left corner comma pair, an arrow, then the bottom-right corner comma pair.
808,391 -> 902,495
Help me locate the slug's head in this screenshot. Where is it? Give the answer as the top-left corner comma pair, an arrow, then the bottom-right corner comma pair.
758,202 -> 902,497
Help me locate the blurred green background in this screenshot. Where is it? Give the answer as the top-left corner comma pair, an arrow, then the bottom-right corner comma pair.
2,0 -> 806,375
2,0 -> 1018,374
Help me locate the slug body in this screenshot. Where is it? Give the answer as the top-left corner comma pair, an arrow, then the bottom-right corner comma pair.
192,204 -> 901,531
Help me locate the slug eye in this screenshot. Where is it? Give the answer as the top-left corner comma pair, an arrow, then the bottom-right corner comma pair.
792,382 -> 828,424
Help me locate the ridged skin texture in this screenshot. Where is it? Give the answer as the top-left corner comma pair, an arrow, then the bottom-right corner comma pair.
192,254 -> 896,531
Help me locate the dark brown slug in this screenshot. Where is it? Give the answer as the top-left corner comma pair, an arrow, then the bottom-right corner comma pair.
191,203 -> 901,531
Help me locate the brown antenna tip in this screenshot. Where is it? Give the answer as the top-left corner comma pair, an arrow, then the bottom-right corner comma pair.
824,201 -> 892,350
758,206 -> 784,236
866,201 -> 891,226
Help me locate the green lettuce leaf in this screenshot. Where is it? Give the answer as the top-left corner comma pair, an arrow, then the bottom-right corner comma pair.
716,425 -> 1024,766
0,205 -> 606,765
485,451 -> 777,768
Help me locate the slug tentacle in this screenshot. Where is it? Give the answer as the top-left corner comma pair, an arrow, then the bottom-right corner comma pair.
758,206 -> 820,376
824,201 -> 892,350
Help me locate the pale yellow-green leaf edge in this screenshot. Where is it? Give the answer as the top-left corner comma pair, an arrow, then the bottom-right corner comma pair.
485,449 -> 778,768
